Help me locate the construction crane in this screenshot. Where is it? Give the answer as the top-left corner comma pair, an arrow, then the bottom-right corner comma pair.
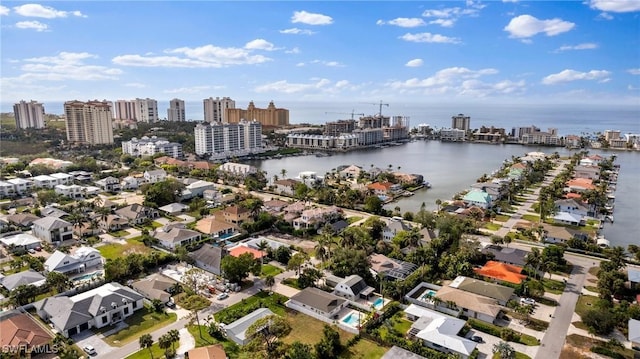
325,110 -> 365,121
363,100 -> 389,117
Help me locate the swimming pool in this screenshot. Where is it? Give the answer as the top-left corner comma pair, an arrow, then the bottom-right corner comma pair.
373,297 -> 384,310
341,311 -> 363,328
72,271 -> 103,282
420,289 -> 437,300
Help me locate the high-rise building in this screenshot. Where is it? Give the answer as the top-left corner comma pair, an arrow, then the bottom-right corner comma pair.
451,114 -> 470,131
167,98 -> 186,122
114,100 -> 137,120
226,101 -> 289,127
122,136 -> 183,158
204,97 -> 235,123
13,100 -> 45,129
134,98 -> 158,123
64,100 -> 114,145
195,119 -> 262,158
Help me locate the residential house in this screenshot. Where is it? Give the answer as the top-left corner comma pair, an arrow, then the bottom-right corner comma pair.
273,179 -> 300,196
228,245 -> 265,260
218,162 -> 257,177
474,261 -> 527,285
462,189 -> 492,209
555,198 -> 589,218
339,165 -> 362,180
381,346 -> 427,359
393,172 -> 424,186
32,216 -> 73,244
286,287 -> 347,320
195,216 -> 237,240
7,178 -> 33,195
32,175 -> 58,189
481,245 -> 527,267
0,312 -> 54,355
553,212 -> 585,226
0,270 -> 46,291
574,165 -> 600,180
566,178 -> 596,192
153,226 -> 201,250
221,206 -> 251,225
369,253 -> 418,281
629,319 -> 640,350
579,155 -> 603,166
41,206 -> 69,219
404,304 -> 477,358
120,176 -> 140,190
382,217 -> 413,242
54,184 -> 85,199
203,189 -> 220,202
296,171 -> 323,187
6,213 -> 40,229
263,199 -> 289,213
0,181 -> 16,198
434,286 -> 503,324
131,274 -> 178,304
0,233 -> 41,252
101,214 -> 129,232
68,170 -> 93,182
182,180 -> 216,200
94,177 -> 121,193
333,275 -> 375,301
44,247 -> 103,274
116,204 -> 159,225
50,173 -> 73,185
367,182 -> 401,197
542,224 -> 587,244
158,203 -> 189,215
223,308 -> 275,345
143,169 -> 167,184
449,276 -> 514,305
187,345 -> 227,359
292,206 -> 341,230
35,282 -> 144,337
470,181 -> 506,202
189,244 -> 223,275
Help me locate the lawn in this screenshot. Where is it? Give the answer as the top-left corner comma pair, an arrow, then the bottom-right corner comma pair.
100,307 -> 177,346
493,352 -> 532,359
484,223 -> 502,231
187,325 -> 240,357
346,216 -> 363,224
214,291 -> 287,324
283,310 -> 355,345
110,230 -> 130,237
495,215 -> 511,222
260,264 -> 283,278
522,214 -> 540,222
125,343 -> 164,359
588,266 -> 600,276
175,293 -> 211,311
340,339 -> 389,359
565,334 -> 636,359
584,286 -> 599,293
575,295 -> 599,318
542,278 -> 566,295
98,238 -> 153,260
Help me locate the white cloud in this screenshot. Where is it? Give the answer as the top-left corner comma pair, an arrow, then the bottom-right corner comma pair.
627,68 -> 640,75
597,12 -> 614,20
310,60 -> 345,67
291,10 -> 333,25
3,52 -> 122,84
15,20 -> 48,31
279,28 -> 315,35
124,82 -> 146,88
387,67 -> 522,97
589,0 -> 640,12
377,17 -> 425,28
429,19 -> 455,27
296,62 -> 305,67
163,86 -> 219,94
113,44 -> 272,68
400,32 -> 461,44
245,39 -> 277,51
13,3 -> 86,18
542,69 -> 611,85
254,78 -> 359,96
504,15 -> 575,39
285,47 -> 300,54
0,5 -> 9,15
405,59 -> 424,67
555,43 -> 598,52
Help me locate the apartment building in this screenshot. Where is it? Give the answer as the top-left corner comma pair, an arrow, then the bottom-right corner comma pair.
122,136 -> 183,158
226,101 -> 289,127
13,100 -> 45,129
451,114 -> 470,131
194,119 -> 263,159
204,96 -> 235,123
134,98 -> 158,123
114,100 -> 137,120
64,100 -> 114,145
167,98 -> 186,122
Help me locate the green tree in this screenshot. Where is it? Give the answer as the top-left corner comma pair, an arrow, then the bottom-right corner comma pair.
265,275 -> 275,293
315,325 -> 342,359
330,248 -> 372,283
492,341 -> 515,359
583,308 -> 617,335
139,334 -> 154,359
298,268 -> 322,289
286,341 -> 315,359
287,252 -> 308,275
46,271 -> 72,293
9,284 -> 38,306
142,179 -> 184,207
363,196 -> 383,215
158,334 -> 173,359
167,329 -> 180,351
221,252 -> 259,283
246,315 -> 292,356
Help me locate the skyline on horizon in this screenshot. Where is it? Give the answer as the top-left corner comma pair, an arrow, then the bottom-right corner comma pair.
1,1 -> 639,107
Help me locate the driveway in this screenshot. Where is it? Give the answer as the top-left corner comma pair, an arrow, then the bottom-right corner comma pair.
467,329 -> 539,359
72,329 -> 114,357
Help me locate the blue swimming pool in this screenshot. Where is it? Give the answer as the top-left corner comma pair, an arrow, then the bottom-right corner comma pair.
373,297 -> 384,310
420,289 -> 437,300
341,312 -> 361,327
72,271 -> 103,282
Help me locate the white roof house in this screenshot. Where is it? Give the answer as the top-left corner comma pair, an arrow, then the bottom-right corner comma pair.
223,308 -> 275,345
44,247 -> 103,275
405,304 -> 477,358
0,233 -> 41,250
629,319 -> 640,348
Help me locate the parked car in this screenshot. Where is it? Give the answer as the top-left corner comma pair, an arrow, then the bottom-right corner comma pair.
471,336 -> 483,343
216,292 -> 229,300
520,297 -> 536,306
83,345 -> 97,356
165,300 -> 176,309
28,248 -> 36,254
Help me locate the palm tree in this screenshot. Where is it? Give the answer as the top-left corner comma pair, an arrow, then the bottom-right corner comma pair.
525,248 -> 542,279
492,341 -> 515,359
265,275 -> 275,293
167,329 -> 180,351
435,199 -> 442,213
257,240 -> 269,268
158,334 -> 172,358
139,334 -> 154,359
280,168 -> 287,179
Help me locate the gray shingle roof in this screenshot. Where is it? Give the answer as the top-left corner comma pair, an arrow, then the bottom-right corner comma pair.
289,287 -> 346,313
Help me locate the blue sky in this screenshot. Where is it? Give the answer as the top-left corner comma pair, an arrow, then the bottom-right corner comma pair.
1,0 -> 639,111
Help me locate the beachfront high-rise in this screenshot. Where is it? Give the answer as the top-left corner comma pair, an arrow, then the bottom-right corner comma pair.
64,100 -> 114,145
194,119 -> 263,159
13,100 -> 45,129
114,100 -> 137,120
204,97 -> 235,123
134,98 -> 159,123
167,98 -> 186,122
226,101 -> 289,127
451,114 -> 470,131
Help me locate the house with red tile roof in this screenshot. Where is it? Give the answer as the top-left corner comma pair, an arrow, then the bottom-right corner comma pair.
474,261 -> 527,284
228,245 -> 265,259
